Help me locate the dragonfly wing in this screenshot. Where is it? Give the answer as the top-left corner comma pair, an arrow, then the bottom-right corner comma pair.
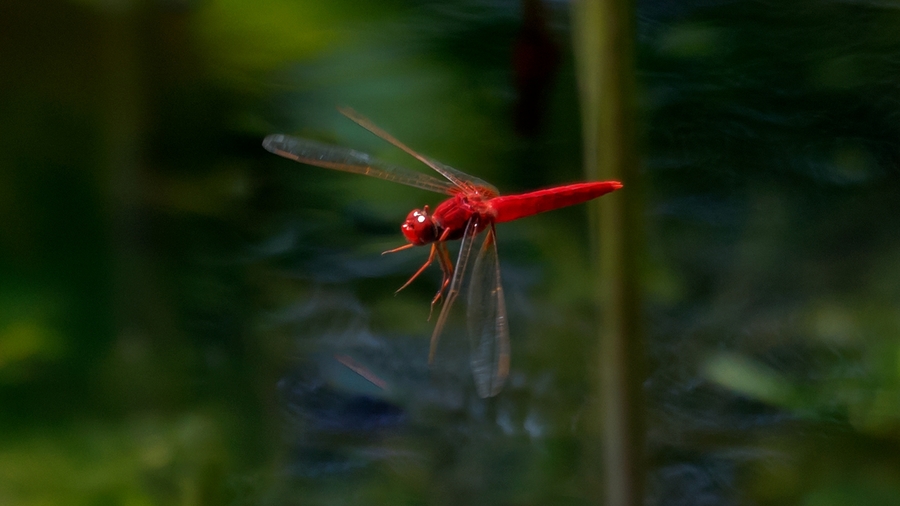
466,222 -> 510,397
263,134 -> 456,195
338,108 -> 499,197
429,217 -> 481,365
426,157 -> 499,197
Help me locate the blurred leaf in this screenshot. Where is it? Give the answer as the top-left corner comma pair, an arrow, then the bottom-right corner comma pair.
704,352 -> 796,407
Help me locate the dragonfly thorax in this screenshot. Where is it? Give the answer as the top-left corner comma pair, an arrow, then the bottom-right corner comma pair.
401,205 -> 439,245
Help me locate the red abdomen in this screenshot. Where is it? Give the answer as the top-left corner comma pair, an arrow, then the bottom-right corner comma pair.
489,181 -> 622,223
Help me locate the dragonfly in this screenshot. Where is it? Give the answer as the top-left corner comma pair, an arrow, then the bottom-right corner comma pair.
263,108 -> 622,397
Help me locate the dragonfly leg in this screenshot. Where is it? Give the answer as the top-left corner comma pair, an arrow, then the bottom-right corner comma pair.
394,244 -> 437,294
428,242 -> 455,319
382,243 -> 415,255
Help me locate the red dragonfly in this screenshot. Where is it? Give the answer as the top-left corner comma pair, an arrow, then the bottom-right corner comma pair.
263,108 -> 622,397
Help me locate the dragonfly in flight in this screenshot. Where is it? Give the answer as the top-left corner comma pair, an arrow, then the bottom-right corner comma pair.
263,108 -> 622,397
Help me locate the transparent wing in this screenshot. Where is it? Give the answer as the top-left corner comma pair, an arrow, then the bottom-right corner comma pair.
338,107 -> 500,198
263,134 -> 457,195
427,217 -> 509,397
466,223 -> 510,397
429,217 -> 482,365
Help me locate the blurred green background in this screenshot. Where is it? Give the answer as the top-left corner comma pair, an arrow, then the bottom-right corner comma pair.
2,0 -> 900,505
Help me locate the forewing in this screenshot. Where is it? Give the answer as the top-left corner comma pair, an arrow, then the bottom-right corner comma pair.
338,108 -> 500,197
427,157 -> 500,198
466,223 -> 510,397
263,134 -> 456,195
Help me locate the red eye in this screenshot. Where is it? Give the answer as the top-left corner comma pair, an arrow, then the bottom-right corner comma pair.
401,206 -> 437,245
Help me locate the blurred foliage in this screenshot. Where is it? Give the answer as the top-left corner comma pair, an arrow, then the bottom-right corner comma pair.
639,2 -> 900,504
1,0 -> 900,505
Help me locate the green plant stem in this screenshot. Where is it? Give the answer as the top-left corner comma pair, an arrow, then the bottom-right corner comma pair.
572,0 -> 645,505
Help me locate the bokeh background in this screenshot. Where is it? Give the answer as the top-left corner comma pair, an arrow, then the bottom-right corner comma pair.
2,0 -> 900,504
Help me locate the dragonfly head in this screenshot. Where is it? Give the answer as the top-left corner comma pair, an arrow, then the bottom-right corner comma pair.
401,205 -> 438,245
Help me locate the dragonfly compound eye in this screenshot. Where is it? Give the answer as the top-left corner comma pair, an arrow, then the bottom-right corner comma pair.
401,207 -> 438,245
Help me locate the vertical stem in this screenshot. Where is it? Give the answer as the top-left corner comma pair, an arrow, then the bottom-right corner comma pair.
571,1 -> 644,506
